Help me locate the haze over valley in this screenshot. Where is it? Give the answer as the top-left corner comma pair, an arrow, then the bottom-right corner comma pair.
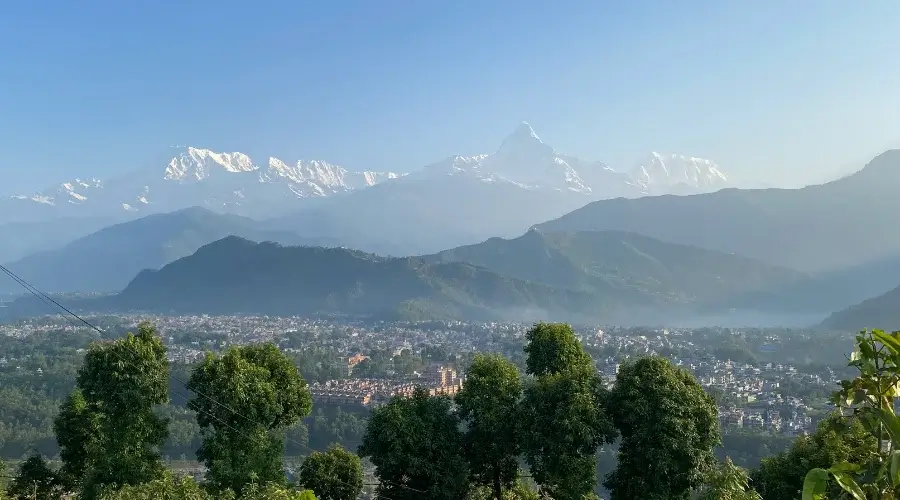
3,3 -> 900,500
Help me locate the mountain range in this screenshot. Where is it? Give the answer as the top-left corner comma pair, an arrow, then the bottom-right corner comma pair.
0,122 -> 727,261
0,208 -> 334,294
264,123 -> 730,255
5,125 -> 900,329
536,149 -> 900,273
100,230 -> 804,324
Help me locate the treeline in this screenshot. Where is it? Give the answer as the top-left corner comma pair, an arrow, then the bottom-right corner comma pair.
0,322 -> 887,500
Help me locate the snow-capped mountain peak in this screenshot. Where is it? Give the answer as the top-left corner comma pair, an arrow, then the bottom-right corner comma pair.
631,152 -> 728,194
164,147 -> 257,182
2,124 -> 729,226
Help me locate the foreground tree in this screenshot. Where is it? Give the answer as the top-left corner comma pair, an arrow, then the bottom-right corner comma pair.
6,454 -> 62,500
97,474 -> 318,500
53,389 -> 100,491
241,484 -> 317,500
801,329 -> 900,499
694,458 -> 761,500
605,356 -> 720,500
297,444 -> 363,500
523,322 -> 594,376
359,388 -> 469,500
467,479 -> 541,500
520,323 -> 615,500
751,414 -> 875,500
72,322 -> 170,499
456,354 -> 523,500
98,473 -> 212,500
187,343 -> 313,496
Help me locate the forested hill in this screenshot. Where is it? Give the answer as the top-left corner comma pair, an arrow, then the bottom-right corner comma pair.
423,229 -> 808,305
83,232 -> 811,323
110,236 -> 603,322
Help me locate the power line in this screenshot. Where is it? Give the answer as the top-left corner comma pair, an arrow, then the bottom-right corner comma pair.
0,264 -> 418,499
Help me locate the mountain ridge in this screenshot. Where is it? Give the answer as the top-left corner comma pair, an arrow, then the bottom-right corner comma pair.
82,229 -> 815,325
0,207 -> 333,294
535,149 -> 900,273
2,123 -> 727,225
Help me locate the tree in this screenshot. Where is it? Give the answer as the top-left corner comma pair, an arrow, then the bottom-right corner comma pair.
359,388 -> 469,500
97,473 -> 214,500
467,479 -> 541,500
187,343 -> 313,496
297,444 -> 363,500
96,474 -> 317,500
74,321 -> 170,499
523,322 -> 593,376
241,483 -> 317,500
800,329 -> 900,499
695,458 -> 761,500
519,323 -> 615,500
750,414 -> 875,500
455,354 -> 523,500
6,454 -> 62,500
53,389 -> 99,491
605,356 -> 720,500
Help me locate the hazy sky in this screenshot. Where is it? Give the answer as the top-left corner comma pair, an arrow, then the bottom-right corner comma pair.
1,0 -> 899,192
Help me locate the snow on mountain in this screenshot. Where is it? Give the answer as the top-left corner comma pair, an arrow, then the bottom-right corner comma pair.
414,122 -> 724,199
2,123 -> 727,226
2,148 -> 401,224
164,147 -> 256,181
630,152 -> 728,195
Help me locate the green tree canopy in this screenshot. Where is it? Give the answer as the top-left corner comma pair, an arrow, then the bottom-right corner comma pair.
455,354 -> 523,500
6,454 -> 61,500
53,388 -> 99,491
751,414 -> 875,500
72,321 -> 170,499
187,343 -> 313,496
297,444 -> 363,500
521,367 -> 615,500
605,356 -> 720,500
466,479 -> 541,500
520,322 -> 615,500
695,458 -> 761,500
523,322 -> 593,376
241,483 -> 318,500
359,388 -> 469,500
97,473 -> 214,500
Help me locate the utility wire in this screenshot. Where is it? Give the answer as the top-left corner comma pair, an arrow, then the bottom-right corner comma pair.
0,264 -> 417,499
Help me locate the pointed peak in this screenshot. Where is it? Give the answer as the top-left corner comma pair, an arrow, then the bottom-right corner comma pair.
508,121 -> 541,142
496,121 -> 553,158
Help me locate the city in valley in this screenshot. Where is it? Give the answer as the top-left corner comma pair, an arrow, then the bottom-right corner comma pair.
0,313 -> 850,478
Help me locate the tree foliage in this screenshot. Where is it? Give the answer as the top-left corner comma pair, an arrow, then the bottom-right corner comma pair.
359,388 -> 469,500
750,414 -> 875,500
6,454 -> 62,500
69,321 -> 170,499
96,473 -> 317,500
605,356 -> 720,500
466,479 -> 541,500
801,329 -> 900,499
53,388 -> 99,491
187,343 -> 313,496
98,473 -> 213,500
456,354 -> 523,500
520,322 -> 615,500
523,322 -> 593,376
695,458 -> 761,500
297,444 -> 363,500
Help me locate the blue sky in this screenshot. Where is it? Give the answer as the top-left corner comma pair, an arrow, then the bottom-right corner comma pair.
1,0 -> 899,192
